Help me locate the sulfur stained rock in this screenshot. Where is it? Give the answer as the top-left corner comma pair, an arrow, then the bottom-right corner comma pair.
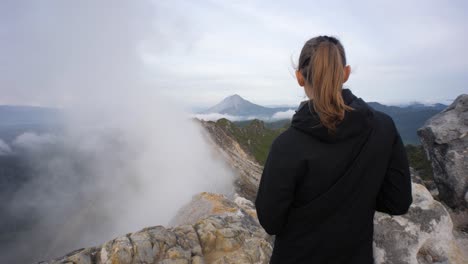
43,184 -> 468,264
45,192 -> 272,264
129,231 -> 154,264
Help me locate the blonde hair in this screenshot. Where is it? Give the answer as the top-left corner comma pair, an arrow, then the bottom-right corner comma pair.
297,35 -> 354,135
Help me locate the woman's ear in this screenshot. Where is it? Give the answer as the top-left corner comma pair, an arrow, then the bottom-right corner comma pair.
343,65 -> 351,83
295,70 -> 305,87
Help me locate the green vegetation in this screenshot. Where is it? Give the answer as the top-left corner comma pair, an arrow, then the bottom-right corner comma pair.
216,119 -> 434,179
405,144 -> 434,180
233,119 -> 291,130
216,118 -> 285,165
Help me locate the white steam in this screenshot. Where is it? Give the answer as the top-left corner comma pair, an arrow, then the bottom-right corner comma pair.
0,0 -> 235,263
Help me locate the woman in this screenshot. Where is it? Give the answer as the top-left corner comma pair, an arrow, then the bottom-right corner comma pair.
254,35 -> 413,264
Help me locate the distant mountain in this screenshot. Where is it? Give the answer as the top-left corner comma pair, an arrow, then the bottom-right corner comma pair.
200,94 -> 294,118
366,102 -> 447,144
397,102 -> 448,110
0,106 -> 63,142
367,102 -> 447,114
199,95 -> 448,145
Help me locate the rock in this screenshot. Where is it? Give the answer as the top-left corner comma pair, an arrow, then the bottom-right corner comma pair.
411,167 -> 439,198
417,94 -> 468,209
44,185 -> 468,264
45,192 -> 272,264
169,192 -> 242,227
198,120 -> 263,201
233,193 -> 258,221
373,183 -> 467,264
170,192 -> 270,242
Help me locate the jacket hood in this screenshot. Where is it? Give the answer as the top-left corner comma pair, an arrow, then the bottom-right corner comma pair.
291,88 -> 374,143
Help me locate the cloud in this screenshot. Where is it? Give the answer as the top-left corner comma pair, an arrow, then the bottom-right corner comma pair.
1,0 -> 466,108
146,0 -> 468,107
12,132 -> 58,151
271,109 -> 296,120
0,1 -> 236,263
191,113 -> 262,122
192,111 -> 295,122
0,139 -> 12,155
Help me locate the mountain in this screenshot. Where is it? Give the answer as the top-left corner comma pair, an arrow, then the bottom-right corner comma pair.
200,94 -> 294,118
199,95 -> 448,145
0,105 -> 63,142
367,102 -> 447,114
367,102 -> 447,144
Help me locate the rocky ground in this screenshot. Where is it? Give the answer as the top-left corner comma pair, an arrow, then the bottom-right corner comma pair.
43,183 -> 468,264
44,94 -> 468,264
43,192 -> 273,264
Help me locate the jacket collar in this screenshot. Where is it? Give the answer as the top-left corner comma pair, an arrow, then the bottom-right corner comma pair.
291,88 -> 374,142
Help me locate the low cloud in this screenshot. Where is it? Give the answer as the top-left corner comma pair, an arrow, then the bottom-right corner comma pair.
0,139 -> 12,155
191,113 -> 266,122
271,109 -> 296,120
192,111 -> 295,123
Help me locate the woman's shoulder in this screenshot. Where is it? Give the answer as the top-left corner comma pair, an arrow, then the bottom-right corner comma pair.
369,108 -> 398,131
269,126 -> 308,152
266,128 -> 307,165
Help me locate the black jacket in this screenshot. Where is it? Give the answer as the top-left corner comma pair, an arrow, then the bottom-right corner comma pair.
255,88 -> 413,264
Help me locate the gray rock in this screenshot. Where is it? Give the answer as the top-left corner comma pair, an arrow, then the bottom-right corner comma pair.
373,183 -> 467,264
417,94 -> 468,209
44,185 -> 468,264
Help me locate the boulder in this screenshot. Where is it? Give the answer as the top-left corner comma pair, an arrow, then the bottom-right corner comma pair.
417,94 -> 468,209
373,183 -> 467,264
169,192 -> 259,227
411,167 -> 439,198
44,184 -> 468,264
43,192 -> 272,264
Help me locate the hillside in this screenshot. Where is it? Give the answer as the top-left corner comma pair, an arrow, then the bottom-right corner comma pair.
197,95 -> 448,145
207,118 -> 433,182
367,102 -> 447,144
211,118 -> 285,165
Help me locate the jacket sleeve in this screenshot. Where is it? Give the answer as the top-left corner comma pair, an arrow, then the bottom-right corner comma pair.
254,138 -> 303,235
376,121 -> 413,215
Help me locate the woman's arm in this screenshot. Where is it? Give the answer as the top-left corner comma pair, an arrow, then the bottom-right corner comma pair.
255,137 -> 303,235
375,122 -> 413,215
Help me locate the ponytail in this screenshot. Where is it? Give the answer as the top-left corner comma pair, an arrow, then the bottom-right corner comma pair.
298,36 -> 354,135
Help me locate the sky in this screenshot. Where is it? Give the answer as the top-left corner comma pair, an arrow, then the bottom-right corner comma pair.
1,0 -> 467,111
0,1 -> 465,261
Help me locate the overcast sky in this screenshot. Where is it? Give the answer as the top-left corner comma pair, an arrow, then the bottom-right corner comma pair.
1,0 -> 467,110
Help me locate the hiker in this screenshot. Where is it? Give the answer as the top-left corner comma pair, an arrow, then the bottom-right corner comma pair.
255,35 -> 413,264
